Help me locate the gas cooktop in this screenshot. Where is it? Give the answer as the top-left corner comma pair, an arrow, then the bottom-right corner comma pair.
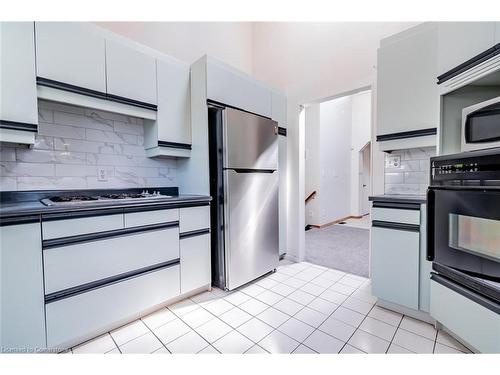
40,191 -> 172,206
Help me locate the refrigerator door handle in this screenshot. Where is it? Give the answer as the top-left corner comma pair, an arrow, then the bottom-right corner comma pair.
226,168 -> 276,174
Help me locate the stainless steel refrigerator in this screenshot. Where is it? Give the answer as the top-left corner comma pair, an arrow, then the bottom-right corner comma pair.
208,104 -> 279,290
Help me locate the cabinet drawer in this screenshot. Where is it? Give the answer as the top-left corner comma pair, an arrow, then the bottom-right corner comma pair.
46,264 -> 180,348
180,206 -> 210,233
124,208 -> 178,228
371,206 -> 420,225
42,214 -> 123,240
371,226 -> 420,309
180,233 -> 211,294
44,225 -> 179,294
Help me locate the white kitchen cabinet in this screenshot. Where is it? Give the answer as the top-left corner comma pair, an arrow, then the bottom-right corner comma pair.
124,208 -> 179,228
46,265 -> 180,349
278,135 -> 287,256
371,225 -> 420,310
35,22 -> 106,92
43,226 -> 180,294
0,22 -> 38,145
1,222 -> 46,352
42,213 -> 123,239
144,57 -> 191,157
430,280 -> 499,353
179,206 -> 210,233
377,23 -> 439,142
437,22 -> 496,77
496,22 -> 500,44
206,57 -> 272,117
105,39 -> 157,105
180,234 -> 211,294
272,89 -> 287,127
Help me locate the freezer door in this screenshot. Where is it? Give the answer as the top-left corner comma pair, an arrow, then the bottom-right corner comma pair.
224,169 -> 279,290
223,107 -> 278,170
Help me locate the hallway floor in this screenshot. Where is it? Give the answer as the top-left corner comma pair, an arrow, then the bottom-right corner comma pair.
305,224 -> 369,277
66,261 -> 471,354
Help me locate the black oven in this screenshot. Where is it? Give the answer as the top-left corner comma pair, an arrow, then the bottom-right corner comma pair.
427,148 -> 500,305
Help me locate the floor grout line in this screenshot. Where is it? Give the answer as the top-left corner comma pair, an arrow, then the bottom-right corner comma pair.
385,312 -> 404,353
69,260 -> 468,354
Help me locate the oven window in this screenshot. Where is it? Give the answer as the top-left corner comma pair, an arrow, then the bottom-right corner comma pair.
449,214 -> 500,262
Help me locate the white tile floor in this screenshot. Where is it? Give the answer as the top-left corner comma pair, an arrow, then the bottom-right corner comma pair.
68,260 -> 473,354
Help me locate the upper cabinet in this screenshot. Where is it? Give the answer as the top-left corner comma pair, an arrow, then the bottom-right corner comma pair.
144,57 -> 191,158
271,89 -> 287,128
35,22 -> 106,92
377,23 -> 439,149
496,22 -> 500,43
0,22 -> 38,144
206,57 -> 272,118
105,40 -> 157,106
437,22 -> 497,77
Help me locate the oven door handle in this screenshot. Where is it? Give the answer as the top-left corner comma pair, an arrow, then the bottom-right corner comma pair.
427,188 -> 435,261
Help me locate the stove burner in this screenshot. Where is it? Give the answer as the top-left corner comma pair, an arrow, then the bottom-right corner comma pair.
40,190 -> 172,206
49,195 -> 98,202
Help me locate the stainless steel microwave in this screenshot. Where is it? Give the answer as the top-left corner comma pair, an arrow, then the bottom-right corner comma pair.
462,96 -> 500,152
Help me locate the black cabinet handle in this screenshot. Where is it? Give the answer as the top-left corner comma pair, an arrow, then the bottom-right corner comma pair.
427,189 -> 435,261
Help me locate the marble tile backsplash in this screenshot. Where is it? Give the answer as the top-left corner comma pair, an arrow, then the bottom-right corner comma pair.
384,146 -> 436,195
0,100 -> 176,191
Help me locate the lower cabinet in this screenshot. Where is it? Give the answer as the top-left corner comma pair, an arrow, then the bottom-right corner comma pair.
371,226 -> 420,310
180,233 -> 211,294
1,222 -> 46,352
46,264 -> 180,348
43,225 -> 179,294
430,279 -> 500,353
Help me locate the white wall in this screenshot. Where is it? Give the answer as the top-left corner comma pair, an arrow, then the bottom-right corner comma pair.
319,96 -> 352,224
95,22 -> 254,74
304,104 -> 320,225
350,91 -> 372,216
252,22 -> 418,260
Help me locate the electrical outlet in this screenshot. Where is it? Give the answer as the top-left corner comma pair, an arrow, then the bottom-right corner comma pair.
97,168 -> 108,182
386,155 -> 401,169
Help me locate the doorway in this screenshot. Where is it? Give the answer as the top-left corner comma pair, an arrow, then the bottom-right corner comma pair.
303,88 -> 372,277
359,142 -> 371,216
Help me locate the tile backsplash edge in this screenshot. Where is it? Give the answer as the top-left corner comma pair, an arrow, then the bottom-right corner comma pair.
0,100 -> 177,191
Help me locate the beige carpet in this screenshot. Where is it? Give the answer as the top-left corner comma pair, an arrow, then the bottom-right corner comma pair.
305,224 -> 369,277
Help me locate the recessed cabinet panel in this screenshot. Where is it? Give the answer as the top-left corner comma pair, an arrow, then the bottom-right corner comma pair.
35,22 -> 106,92
437,22 -> 496,76
377,24 -> 438,137
206,58 -> 272,117
105,40 -> 157,105
1,223 -> 46,351
156,58 -> 191,145
42,214 -> 123,240
46,265 -> 180,348
43,226 -> 180,294
179,206 -> 210,233
371,226 -> 420,310
272,90 -> 287,127
180,234 -> 211,293
0,22 -> 38,126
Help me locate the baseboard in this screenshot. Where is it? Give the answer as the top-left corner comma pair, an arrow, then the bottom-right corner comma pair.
376,299 -> 435,325
307,215 -> 367,229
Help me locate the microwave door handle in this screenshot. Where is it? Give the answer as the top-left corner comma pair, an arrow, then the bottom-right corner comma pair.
427,189 -> 435,261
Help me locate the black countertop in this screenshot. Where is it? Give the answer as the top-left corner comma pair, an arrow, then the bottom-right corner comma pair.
0,188 -> 211,221
369,194 -> 427,204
